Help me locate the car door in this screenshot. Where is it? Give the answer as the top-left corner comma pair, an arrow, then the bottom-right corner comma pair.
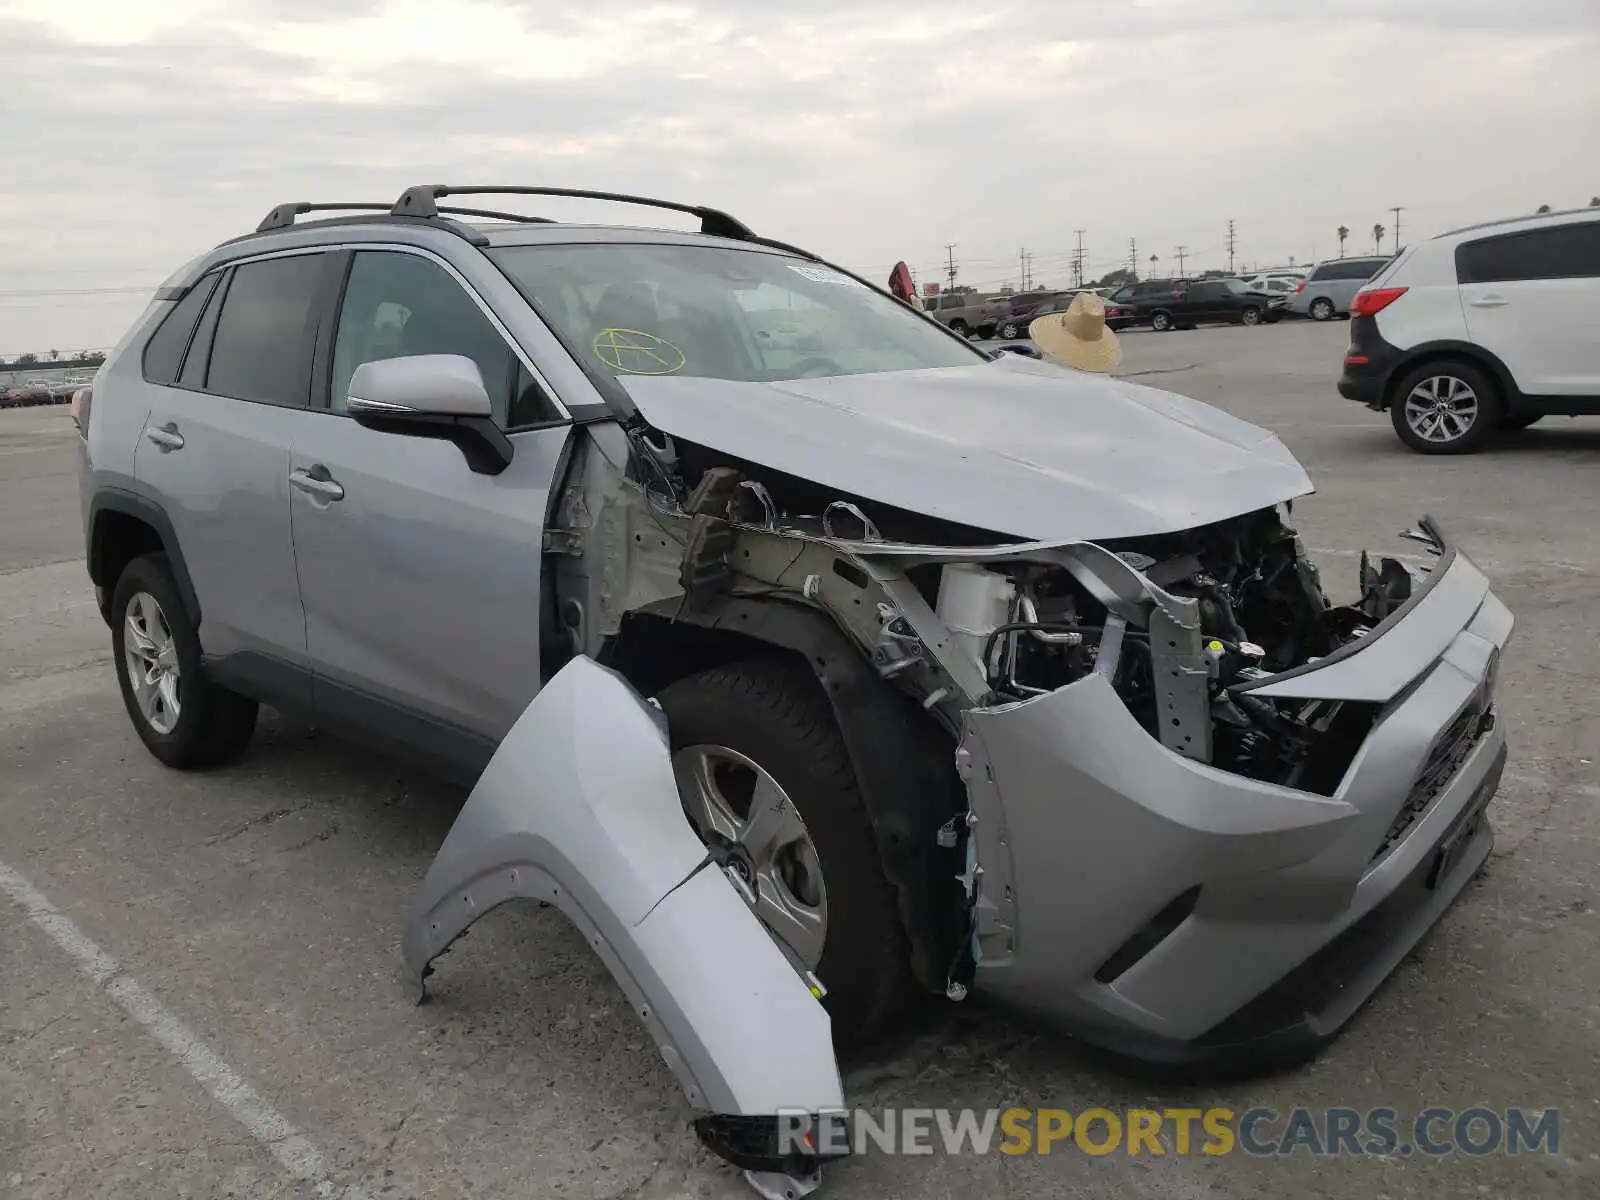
285,246 -> 574,777
131,251 -> 326,682
1457,220 -> 1600,399
1186,281 -> 1228,323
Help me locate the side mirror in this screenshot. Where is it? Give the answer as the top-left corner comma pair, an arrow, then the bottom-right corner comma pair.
346,354 -> 513,475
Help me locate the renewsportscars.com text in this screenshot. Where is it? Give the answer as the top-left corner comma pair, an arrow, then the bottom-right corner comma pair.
777,1106 -> 1560,1158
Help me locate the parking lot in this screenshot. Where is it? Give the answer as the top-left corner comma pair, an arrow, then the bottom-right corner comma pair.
3,319 -> 1597,1199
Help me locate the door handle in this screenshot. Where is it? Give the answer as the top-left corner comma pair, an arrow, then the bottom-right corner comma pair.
1470,295 -> 1508,308
144,423 -> 184,451
289,466 -> 345,502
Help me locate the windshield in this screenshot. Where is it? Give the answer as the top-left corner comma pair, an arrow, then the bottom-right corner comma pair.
488,242 -> 985,383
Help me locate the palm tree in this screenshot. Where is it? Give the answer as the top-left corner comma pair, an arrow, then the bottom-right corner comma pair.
1590,196 -> 1599,206
1536,204 -> 1552,214
1372,223 -> 1386,254
48,349 -> 59,362
1336,226 -> 1349,258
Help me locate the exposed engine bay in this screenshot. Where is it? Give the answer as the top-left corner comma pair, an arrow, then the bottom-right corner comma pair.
578,425 -> 1428,796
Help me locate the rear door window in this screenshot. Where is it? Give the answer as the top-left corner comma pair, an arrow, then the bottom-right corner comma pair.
205,254 -> 326,407
141,274 -> 220,385
1457,222 -> 1600,284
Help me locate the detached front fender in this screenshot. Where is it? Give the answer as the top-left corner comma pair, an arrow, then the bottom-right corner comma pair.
402,655 -> 845,1127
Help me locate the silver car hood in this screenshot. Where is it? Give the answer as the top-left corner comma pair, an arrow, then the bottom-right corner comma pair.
617,355 -> 1313,541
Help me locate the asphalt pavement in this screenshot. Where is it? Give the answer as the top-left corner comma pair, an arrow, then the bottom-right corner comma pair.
2,321 -> 1597,1199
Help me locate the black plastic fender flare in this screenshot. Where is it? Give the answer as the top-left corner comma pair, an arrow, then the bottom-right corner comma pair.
87,488 -> 201,626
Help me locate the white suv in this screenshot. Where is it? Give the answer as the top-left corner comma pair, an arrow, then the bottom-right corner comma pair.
1337,207 -> 1600,453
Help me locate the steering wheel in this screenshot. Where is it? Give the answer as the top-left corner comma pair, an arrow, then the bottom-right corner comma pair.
790,356 -> 844,379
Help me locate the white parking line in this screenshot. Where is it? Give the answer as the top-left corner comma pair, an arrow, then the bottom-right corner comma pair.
0,857 -> 366,1200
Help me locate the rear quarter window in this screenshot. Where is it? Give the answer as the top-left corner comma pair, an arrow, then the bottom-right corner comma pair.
140,274 -> 220,385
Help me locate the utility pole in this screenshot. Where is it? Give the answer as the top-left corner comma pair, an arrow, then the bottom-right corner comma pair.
1390,206 -> 1405,252
1072,229 -> 1085,288
1128,237 -> 1137,278
1175,244 -> 1189,277
944,244 -> 958,291
1225,220 -> 1237,275
1019,248 -> 1034,291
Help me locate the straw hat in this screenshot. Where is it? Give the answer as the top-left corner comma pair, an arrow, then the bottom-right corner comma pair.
1029,291 -> 1122,372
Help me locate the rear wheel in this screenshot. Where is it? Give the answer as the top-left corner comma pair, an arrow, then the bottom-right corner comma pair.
656,659 -> 909,1043
1390,361 -> 1501,454
948,319 -> 969,337
998,320 -> 1020,339
111,554 -> 258,767
1239,305 -> 1262,326
1309,297 -> 1335,321
1151,310 -> 1174,332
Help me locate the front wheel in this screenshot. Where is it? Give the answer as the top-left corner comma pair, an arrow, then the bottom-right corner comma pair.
1390,361 -> 1501,454
1151,310 -> 1173,332
998,320 -> 1020,339
948,320 -> 969,337
656,660 -> 910,1043
111,554 -> 258,767
1240,305 -> 1261,326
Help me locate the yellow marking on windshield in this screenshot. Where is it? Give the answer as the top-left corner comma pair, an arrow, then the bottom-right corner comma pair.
593,328 -> 686,375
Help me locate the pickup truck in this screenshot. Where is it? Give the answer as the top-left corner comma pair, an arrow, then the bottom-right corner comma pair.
924,292 -> 1003,338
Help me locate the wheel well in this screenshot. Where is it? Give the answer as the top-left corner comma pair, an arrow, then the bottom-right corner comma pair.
600,611 -> 813,697
599,599 -> 969,995
90,511 -> 164,595
1380,349 -> 1509,411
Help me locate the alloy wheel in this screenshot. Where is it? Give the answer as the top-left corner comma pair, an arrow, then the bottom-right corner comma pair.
673,743 -> 828,969
124,591 -> 181,734
1403,374 -> 1479,445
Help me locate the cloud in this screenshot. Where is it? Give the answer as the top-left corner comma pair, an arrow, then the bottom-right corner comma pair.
1,0 -> 1597,352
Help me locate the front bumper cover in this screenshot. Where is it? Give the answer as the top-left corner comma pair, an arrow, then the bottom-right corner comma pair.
956,518 -> 1512,1066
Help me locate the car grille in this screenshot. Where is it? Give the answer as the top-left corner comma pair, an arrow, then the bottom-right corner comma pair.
1370,698 -> 1494,863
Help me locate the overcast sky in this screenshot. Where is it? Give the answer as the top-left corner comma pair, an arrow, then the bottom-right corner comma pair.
2,0 -> 1597,355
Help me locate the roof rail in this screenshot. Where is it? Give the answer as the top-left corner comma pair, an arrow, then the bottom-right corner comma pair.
254,201 -> 553,233
391,185 -> 757,240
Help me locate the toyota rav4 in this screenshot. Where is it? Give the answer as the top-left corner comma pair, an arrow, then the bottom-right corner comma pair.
77,185 -> 1513,1195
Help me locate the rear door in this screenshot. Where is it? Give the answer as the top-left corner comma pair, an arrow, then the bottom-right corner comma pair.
132,251 -> 327,677
1457,220 -> 1600,399
284,246 -> 574,775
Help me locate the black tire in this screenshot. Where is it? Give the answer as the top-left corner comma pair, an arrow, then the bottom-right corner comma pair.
1239,305 -> 1262,326
1309,297 -> 1335,321
948,319 -> 968,336
999,321 -> 1020,339
1150,310 -> 1174,332
656,659 -> 909,1043
1500,412 -> 1542,431
110,553 -> 258,768
1388,360 -> 1502,455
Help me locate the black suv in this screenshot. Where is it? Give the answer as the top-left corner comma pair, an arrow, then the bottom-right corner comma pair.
1111,278 -> 1280,332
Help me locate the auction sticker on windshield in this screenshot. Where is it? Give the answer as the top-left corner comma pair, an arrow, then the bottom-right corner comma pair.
787,264 -> 863,287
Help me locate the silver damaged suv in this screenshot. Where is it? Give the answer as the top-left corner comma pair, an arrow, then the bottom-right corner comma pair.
78,186 -> 1512,1190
